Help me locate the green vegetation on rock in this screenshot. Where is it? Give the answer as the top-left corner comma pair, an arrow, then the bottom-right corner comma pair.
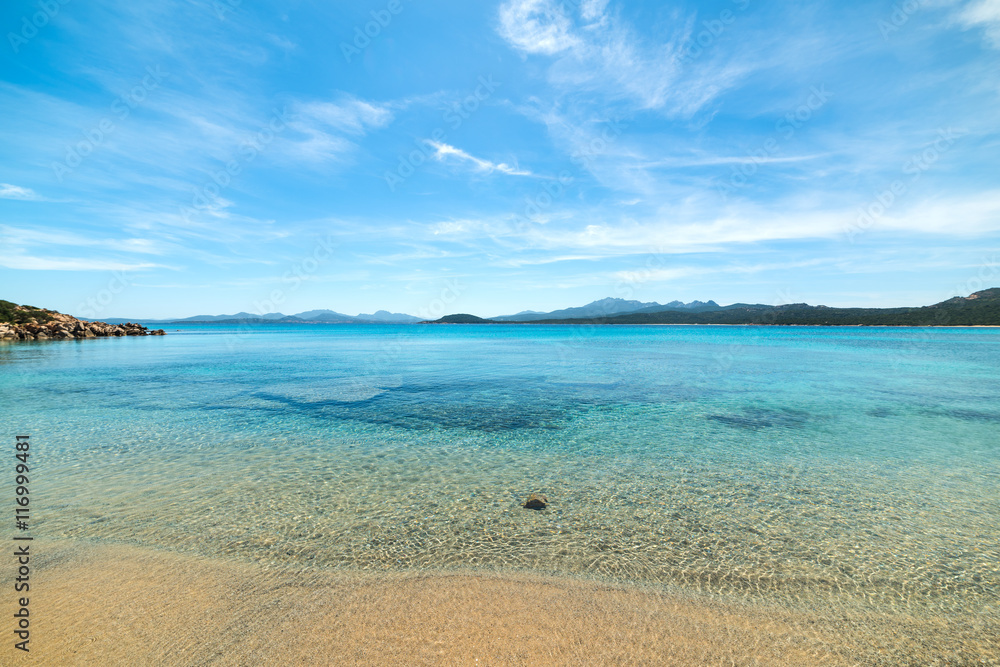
0,300 -> 53,324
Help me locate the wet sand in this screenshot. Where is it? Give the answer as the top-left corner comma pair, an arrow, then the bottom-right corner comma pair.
3,540 -> 997,665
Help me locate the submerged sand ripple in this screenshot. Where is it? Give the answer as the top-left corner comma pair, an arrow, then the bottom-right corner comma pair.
3,540 -> 997,666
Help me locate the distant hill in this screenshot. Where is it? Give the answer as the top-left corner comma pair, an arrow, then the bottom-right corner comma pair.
164,309 -> 421,324
492,298 -> 719,321
425,314 -> 496,324
356,310 -> 422,324
283,309 -> 356,323
64,289 -> 1000,327
172,312 -> 287,323
519,289 -> 1000,326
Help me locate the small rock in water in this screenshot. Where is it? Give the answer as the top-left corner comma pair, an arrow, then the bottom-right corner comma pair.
523,493 -> 548,510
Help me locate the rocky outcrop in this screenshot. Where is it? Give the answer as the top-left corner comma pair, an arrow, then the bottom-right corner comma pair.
0,307 -> 165,341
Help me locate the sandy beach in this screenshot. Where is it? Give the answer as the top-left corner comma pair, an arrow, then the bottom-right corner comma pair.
4,539 -> 996,665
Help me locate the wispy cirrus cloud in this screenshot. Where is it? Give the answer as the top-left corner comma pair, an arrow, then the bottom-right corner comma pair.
294,97 -> 393,136
498,0 -> 584,55
497,0 -> 685,111
0,225 -> 170,255
282,96 -> 394,163
429,141 -> 534,176
495,0 -> 766,117
0,184 -> 42,201
957,0 -> 1000,47
421,189 -> 1000,256
0,255 -> 167,271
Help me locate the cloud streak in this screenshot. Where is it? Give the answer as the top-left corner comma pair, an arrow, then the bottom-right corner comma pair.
0,184 -> 42,201
429,141 -> 534,176
957,0 -> 1000,47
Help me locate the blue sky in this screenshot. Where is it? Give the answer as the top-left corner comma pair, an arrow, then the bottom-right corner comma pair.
1,0 -> 998,319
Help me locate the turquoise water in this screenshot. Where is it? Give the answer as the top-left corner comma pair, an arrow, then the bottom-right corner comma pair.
2,324 -> 999,616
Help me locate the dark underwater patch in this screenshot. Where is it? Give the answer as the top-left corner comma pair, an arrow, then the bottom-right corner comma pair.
928,408 -> 1000,423
254,383 -> 574,432
707,407 -> 809,430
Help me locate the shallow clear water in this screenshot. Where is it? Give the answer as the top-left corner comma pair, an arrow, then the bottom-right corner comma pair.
3,324 -> 999,617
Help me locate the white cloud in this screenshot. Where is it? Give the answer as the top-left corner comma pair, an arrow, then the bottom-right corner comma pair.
422,191 -> 1000,253
285,96 -> 393,162
614,259 -> 831,285
0,255 -> 164,271
296,98 -> 393,136
957,0 -> 1000,46
0,225 -> 170,255
496,0 -> 687,111
0,184 -> 41,201
498,0 -> 582,55
497,254 -> 606,267
580,0 -> 610,22
429,141 -> 534,176
614,266 -> 708,283
644,153 -> 831,169
266,34 -> 297,51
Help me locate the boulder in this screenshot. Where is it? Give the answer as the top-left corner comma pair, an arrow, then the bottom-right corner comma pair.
1,308 -> 165,341
523,493 -> 548,510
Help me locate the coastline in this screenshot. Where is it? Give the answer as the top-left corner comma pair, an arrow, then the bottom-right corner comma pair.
0,310 -> 165,341
5,539 -> 996,665
5,324 -> 999,664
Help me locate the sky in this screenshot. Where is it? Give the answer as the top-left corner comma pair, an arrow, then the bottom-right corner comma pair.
1,0 -> 999,319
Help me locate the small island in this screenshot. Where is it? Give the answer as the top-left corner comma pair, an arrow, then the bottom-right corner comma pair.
0,300 -> 165,341
422,313 -> 498,324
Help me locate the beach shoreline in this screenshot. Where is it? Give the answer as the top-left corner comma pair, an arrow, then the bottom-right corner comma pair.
5,539 -> 997,665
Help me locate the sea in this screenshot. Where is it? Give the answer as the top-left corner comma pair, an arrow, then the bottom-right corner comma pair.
2,323 -> 998,637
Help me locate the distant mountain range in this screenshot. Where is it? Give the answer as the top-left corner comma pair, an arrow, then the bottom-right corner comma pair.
490,298 -> 720,321
84,289 -> 1000,326
94,309 -> 423,325
92,298 -> 721,325
428,289 -> 1000,326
